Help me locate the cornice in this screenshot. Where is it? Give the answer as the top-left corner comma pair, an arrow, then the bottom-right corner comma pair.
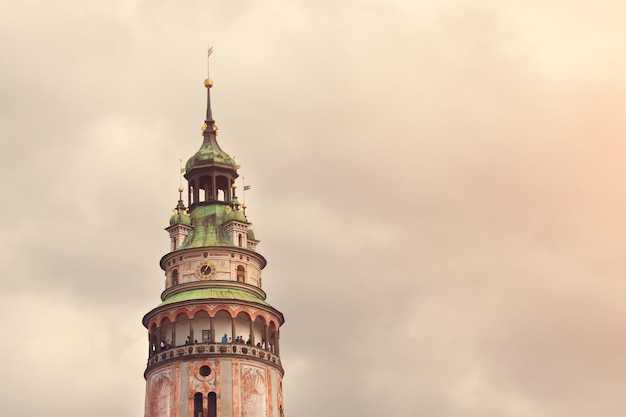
161,280 -> 267,302
160,245 -> 267,270
142,296 -> 285,328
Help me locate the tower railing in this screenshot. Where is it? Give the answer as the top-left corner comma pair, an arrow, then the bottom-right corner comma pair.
146,342 -> 283,372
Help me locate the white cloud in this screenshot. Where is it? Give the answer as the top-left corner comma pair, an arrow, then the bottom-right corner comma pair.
2,1 -> 626,416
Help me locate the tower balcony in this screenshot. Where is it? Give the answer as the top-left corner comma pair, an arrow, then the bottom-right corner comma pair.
145,342 -> 283,374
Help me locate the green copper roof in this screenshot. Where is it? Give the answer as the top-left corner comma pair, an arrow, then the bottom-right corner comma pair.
169,212 -> 191,226
160,288 -> 268,306
185,134 -> 237,172
180,204 -> 248,249
223,206 -> 247,223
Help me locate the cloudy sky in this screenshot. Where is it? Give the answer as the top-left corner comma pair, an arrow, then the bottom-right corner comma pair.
2,0 -> 626,416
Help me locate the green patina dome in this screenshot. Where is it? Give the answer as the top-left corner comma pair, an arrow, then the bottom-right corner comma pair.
169,211 -> 191,226
159,288 -> 269,307
223,200 -> 247,223
185,134 -> 238,172
229,209 -> 248,223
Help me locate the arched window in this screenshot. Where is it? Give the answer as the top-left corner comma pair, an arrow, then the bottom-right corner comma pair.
151,335 -> 157,354
208,392 -> 217,417
236,265 -> 245,283
193,392 -> 203,417
238,234 -> 243,247
172,269 -> 179,286
198,175 -> 212,202
216,175 -> 229,201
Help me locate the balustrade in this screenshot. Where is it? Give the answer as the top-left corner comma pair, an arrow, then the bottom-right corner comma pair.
147,342 -> 282,371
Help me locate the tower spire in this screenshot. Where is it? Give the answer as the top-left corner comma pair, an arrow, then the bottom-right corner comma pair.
204,47 -> 214,124
185,50 -> 239,207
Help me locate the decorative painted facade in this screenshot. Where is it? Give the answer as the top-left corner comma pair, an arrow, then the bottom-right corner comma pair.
143,64 -> 285,417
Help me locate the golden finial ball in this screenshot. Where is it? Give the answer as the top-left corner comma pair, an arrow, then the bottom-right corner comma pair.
204,78 -> 213,88
178,186 -> 184,192
242,204 -> 247,209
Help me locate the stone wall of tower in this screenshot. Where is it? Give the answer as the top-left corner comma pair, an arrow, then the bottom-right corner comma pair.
162,249 -> 265,289
145,358 -> 284,417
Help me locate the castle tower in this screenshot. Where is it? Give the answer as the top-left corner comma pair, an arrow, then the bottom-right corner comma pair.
142,61 -> 286,417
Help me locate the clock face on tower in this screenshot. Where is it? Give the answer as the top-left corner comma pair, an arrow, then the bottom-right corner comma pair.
195,260 -> 217,280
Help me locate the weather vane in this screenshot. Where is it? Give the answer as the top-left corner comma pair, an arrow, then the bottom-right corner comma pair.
207,46 -> 213,78
178,158 -> 185,192
178,158 -> 185,187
